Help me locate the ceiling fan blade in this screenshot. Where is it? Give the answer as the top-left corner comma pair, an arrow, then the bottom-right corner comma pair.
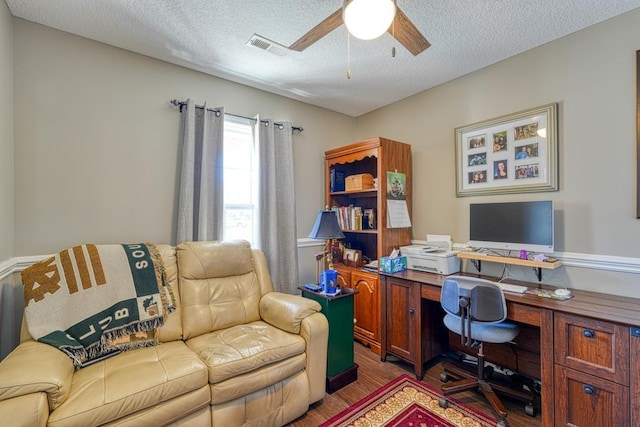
388,6 -> 431,56
289,8 -> 343,52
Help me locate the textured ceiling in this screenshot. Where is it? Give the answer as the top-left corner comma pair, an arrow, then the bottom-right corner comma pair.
6,0 -> 640,116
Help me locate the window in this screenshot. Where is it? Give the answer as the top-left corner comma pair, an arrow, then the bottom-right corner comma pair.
223,117 -> 258,245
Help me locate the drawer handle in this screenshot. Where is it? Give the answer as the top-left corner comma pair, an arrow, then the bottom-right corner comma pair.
409,308 -> 415,315
583,328 -> 595,338
583,385 -> 595,395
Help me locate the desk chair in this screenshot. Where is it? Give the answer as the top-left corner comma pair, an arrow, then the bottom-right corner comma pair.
438,276 -> 533,426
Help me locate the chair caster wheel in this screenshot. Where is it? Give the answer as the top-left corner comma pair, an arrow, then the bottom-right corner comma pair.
438,396 -> 448,409
439,372 -> 449,382
525,402 -> 536,417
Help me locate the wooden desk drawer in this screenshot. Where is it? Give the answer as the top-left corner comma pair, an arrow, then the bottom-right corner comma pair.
554,365 -> 629,427
506,302 -> 541,326
554,312 -> 629,385
420,283 -> 440,301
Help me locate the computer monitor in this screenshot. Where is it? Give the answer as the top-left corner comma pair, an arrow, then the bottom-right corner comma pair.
469,201 -> 554,253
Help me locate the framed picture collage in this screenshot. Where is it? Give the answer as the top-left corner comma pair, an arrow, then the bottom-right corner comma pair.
455,103 -> 558,196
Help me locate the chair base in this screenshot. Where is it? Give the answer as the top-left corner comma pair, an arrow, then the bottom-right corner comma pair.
440,360 -> 536,424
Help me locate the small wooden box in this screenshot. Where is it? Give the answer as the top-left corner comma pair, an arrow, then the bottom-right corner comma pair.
343,249 -> 362,267
345,173 -> 374,191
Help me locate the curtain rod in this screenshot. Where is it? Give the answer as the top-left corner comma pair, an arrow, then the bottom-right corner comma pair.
169,99 -> 303,133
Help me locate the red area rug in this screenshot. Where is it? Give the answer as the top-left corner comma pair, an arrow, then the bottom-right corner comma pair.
320,374 -> 497,427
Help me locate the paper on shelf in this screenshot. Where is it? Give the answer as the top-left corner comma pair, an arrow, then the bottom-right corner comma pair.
426,234 -> 453,251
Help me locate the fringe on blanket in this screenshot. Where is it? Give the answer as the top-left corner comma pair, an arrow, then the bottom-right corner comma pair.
148,243 -> 177,315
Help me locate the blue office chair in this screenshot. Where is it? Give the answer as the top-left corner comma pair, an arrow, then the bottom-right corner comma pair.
438,276 -> 534,426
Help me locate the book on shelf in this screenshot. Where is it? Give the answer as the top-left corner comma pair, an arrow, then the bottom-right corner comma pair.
331,205 -> 367,231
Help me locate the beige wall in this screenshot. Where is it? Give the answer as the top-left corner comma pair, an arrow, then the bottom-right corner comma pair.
8,9 -> 640,297
13,19 -> 355,259
0,1 -> 15,360
356,9 -> 640,295
0,1 -> 13,261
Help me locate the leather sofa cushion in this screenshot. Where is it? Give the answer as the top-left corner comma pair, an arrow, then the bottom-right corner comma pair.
177,240 -> 254,280
210,354 -> 307,405
47,341 -> 207,427
186,320 -> 306,384
178,241 -> 270,339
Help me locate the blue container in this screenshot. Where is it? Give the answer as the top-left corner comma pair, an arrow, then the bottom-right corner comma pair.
320,269 -> 338,294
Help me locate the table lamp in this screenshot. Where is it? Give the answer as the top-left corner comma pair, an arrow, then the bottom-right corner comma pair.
308,208 -> 345,284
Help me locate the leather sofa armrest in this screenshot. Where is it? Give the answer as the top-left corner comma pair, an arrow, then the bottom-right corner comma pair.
260,293 -> 328,404
0,340 -> 74,411
299,312 -> 329,404
260,292 -> 321,334
0,393 -> 49,426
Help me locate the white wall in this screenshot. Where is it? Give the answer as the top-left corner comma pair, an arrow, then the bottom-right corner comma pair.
356,9 -> 640,295
12,19 -> 355,258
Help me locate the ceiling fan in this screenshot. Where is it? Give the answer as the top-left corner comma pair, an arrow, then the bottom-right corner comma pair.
289,0 -> 430,56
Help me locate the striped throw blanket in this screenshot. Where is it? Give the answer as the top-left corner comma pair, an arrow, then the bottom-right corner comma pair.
22,243 -> 176,369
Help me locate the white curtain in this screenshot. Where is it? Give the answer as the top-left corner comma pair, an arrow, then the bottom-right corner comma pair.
257,118 -> 299,294
176,99 -> 224,243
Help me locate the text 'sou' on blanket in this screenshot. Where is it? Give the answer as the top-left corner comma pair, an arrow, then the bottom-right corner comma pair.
21,243 -> 177,369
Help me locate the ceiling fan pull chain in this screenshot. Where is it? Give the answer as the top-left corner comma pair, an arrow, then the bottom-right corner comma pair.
347,30 -> 352,79
391,3 -> 396,58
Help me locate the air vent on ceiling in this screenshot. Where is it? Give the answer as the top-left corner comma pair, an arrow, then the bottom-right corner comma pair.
246,34 -> 288,57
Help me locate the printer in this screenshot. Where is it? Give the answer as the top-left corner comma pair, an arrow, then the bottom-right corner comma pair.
400,237 -> 460,275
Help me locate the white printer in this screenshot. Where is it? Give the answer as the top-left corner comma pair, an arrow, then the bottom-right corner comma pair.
400,235 -> 460,275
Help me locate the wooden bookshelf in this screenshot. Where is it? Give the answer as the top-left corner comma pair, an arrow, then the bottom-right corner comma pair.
325,137 -> 412,354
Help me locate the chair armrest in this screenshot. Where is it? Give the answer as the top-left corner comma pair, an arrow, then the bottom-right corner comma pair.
260,292 -> 321,334
0,393 -> 48,426
0,340 -> 74,411
299,312 -> 329,403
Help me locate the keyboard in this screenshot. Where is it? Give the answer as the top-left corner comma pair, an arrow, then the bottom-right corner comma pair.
496,282 -> 528,294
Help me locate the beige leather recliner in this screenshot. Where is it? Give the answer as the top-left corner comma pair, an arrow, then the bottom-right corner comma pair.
0,240 -> 329,426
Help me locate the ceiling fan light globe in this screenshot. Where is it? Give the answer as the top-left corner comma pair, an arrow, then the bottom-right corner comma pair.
343,0 -> 396,40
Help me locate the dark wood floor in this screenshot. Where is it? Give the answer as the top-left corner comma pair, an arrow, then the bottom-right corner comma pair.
288,342 -> 542,427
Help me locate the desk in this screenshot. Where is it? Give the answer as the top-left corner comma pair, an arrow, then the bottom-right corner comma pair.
379,270 -> 640,427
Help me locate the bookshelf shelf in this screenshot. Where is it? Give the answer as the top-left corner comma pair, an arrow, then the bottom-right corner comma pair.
331,190 -> 377,198
342,229 -> 378,234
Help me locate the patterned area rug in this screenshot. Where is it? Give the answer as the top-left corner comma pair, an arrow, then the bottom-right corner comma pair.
320,374 -> 497,427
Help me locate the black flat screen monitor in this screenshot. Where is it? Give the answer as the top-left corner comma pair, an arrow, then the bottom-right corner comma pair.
469,201 -> 554,253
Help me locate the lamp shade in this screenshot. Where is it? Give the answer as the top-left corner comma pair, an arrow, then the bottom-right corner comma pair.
343,0 -> 396,40
308,210 -> 345,240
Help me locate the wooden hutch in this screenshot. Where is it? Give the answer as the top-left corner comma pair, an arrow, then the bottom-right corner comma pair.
324,137 -> 412,354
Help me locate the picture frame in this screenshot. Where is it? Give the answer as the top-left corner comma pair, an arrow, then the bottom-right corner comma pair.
455,103 -> 559,197
343,248 -> 362,267
636,50 -> 640,218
